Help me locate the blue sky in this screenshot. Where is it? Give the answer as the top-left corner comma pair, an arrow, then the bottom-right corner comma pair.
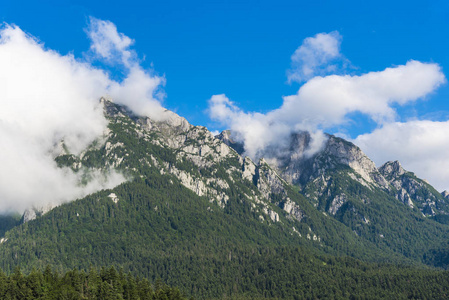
3,0 -> 449,129
3,0 -> 449,192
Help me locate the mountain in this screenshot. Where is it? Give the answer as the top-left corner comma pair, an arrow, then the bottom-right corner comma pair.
218,127 -> 449,263
379,160 -> 449,215
1,98 -> 449,298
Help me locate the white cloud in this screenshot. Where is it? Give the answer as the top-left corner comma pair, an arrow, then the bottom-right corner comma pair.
279,60 -> 445,128
87,17 -> 166,120
208,94 -> 324,160
86,17 -> 134,67
209,94 -> 285,159
0,19 -> 166,213
287,31 -> 344,83
354,121 -> 449,192
209,61 -> 445,161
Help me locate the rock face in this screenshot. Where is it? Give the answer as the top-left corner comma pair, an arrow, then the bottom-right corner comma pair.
379,161 -> 413,207
261,132 -> 388,191
379,161 -> 406,178
22,203 -> 56,223
215,130 -> 244,155
379,161 -> 448,215
250,132 -> 391,216
323,137 -> 389,189
221,129 -> 449,220
44,98 -> 309,232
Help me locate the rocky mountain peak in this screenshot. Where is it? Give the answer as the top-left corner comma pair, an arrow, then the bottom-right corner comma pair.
323,136 -> 388,187
442,190 -> 449,199
158,110 -> 191,132
379,161 -> 406,178
269,132 -> 388,190
55,99 -> 449,230
378,160 -> 449,215
100,97 -> 191,133
216,130 -> 245,155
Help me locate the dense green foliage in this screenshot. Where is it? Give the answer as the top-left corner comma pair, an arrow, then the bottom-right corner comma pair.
0,266 -> 189,299
0,214 -> 21,238
0,174 -> 439,299
303,166 -> 449,267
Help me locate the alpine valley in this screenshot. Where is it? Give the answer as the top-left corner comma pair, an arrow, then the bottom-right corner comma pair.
2,98 -> 449,299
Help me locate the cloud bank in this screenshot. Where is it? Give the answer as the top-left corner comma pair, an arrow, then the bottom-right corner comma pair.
0,18 -> 165,213
209,31 -> 448,191
209,60 -> 444,160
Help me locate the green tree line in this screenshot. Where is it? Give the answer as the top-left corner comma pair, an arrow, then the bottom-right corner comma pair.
0,266 -> 190,300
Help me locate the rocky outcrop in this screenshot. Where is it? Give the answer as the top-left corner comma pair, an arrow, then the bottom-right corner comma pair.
329,194 -> 347,215
379,161 -> 449,215
269,133 -> 389,191
442,190 -> 449,200
216,130 -> 244,155
242,157 -> 257,183
255,132 -> 392,216
96,99 -> 306,224
379,161 -> 406,179
282,198 -> 304,222
108,193 -> 119,204
323,137 -> 389,189
379,161 -> 414,208
22,202 -> 56,223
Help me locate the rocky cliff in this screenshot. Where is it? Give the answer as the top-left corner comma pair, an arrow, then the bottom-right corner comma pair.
379,160 -> 449,215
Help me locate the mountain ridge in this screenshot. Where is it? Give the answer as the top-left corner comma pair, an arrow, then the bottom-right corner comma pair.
2,98 -> 449,297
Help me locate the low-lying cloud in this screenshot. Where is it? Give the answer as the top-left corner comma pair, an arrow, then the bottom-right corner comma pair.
209,60 -> 445,160
0,18 -> 165,213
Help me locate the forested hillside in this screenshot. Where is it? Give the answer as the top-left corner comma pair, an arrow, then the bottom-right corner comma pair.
2,100 -> 449,298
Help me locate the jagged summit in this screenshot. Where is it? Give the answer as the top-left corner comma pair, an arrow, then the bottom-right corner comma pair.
379,160 -> 406,179
217,126 -> 449,221
101,97 -> 191,133
23,98 -> 449,223
252,131 -> 389,190
379,159 -> 448,215
442,190 -> 449,199
216,130 -> 245,155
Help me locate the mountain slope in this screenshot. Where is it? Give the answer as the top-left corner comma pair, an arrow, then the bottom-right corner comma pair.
219,130 -> 449,266
379,160 -> 449,216
2,99 -> 449,297
0,100 -> 404,263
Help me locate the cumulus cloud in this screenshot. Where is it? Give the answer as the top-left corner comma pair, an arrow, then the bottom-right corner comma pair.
287,31 -> 345,83
209,94 -> 286,159
354,121 -> 449,192
87,17 -> 166,120
209,61 -> 445,161
86,17 -> 135,66
0,19 -> 165,213
208,94 -> 325,160
279,60 -> 445,128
